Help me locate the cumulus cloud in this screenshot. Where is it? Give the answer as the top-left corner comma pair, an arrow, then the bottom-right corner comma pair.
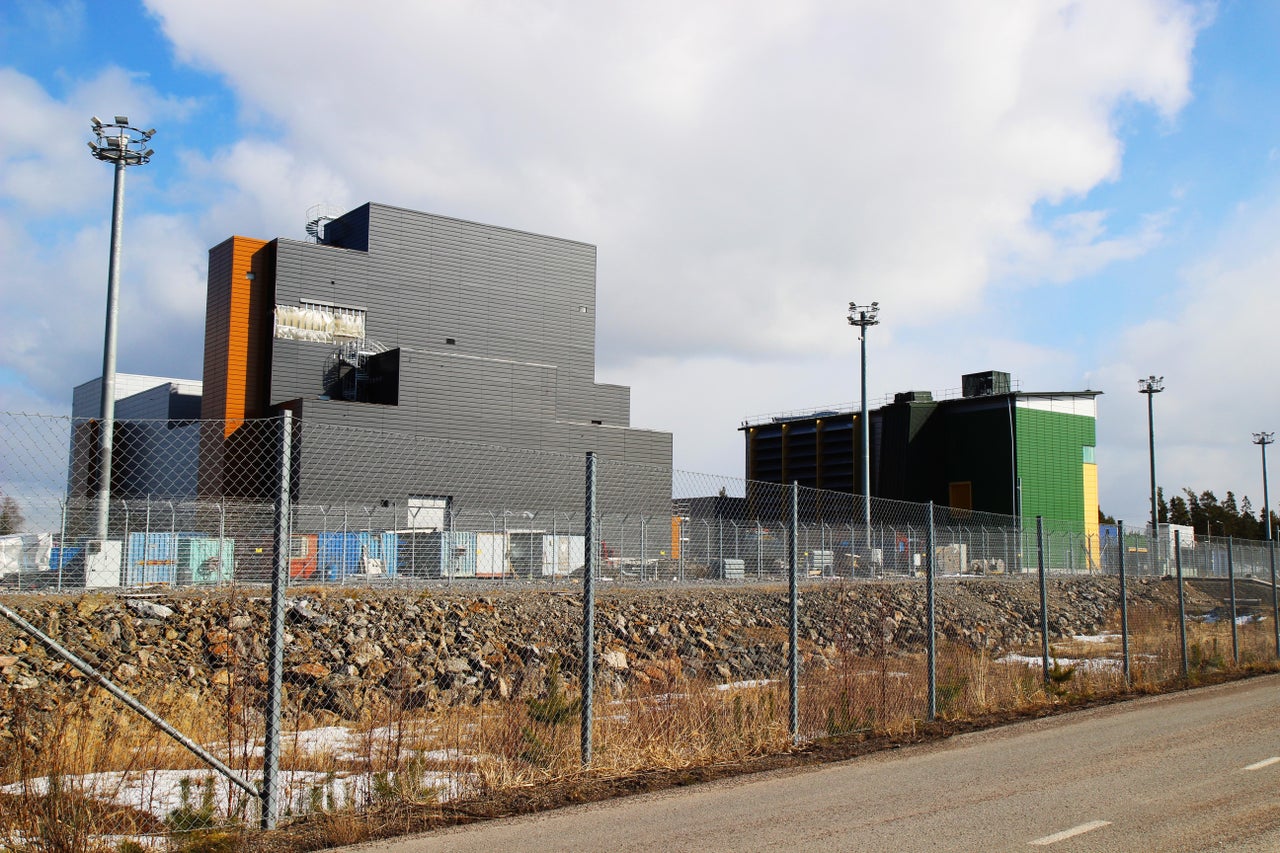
144,0 -> 1197,353
2,1 -> 1210,497
0,64 -> 202,411
1089,188 -> 1280,521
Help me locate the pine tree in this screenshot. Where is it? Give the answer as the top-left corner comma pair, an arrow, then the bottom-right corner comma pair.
0,493 -> 21,535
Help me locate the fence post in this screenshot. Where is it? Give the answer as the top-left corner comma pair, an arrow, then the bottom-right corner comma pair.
1228,537 -> 1238,666
1037,516 -> 1050,687
1118,520 -> 1130,686
1270,537 -> 1279,659
1175,530 -> 1188,678
581,452 -> 597,766
926,502 -> 937,721
57,500 -> 67,593
757,520 -> 763,581
789,481 -> 799,745
639,516 -> 647,582
262,409 -> 292,830
217,503 -> 226,587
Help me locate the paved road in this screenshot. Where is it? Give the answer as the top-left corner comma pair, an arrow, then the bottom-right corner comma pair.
343,675 -> 1280,852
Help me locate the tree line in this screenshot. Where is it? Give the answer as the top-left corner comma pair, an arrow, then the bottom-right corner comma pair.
1103,487 -> 1278,541
0,491 -> 21,536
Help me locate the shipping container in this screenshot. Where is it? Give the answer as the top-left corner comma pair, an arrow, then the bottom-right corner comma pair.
543,534 -> 585,576
50,545 -> 83,572
177,538 -> 234,584
395,530 -> 477,578
313,532 -> 398,581
475,532 -> 508,578
125,532 -> 179,585
124,532 -> 234,585
496,531 -> 585,577
289,534 -> 318,579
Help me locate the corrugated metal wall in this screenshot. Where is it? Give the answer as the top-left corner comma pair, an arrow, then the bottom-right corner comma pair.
1015,406 -> 1096,535
204,203 -> 672,517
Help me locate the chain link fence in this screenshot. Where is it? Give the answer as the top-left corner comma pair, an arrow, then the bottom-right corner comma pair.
1,411 -> 1278,847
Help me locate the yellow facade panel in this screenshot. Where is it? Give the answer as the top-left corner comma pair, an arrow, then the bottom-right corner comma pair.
1083,462 -> 1099,569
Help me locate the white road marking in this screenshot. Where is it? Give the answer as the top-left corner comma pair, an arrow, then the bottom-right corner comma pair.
1245,757 -> 1280,771
1029,820 -> 1112,846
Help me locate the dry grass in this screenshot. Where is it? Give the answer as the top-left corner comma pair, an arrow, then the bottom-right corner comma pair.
4,596 -> 1280,852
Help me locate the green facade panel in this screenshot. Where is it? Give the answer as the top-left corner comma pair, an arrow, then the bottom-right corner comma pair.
1015,407 -> 1096,534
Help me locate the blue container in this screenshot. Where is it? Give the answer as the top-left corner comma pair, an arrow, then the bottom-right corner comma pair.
50,546 -> 83,572
315,532 -> 398,581
126,532 -> 181,586
124,532 -> 235,585
315,532 -> 357,581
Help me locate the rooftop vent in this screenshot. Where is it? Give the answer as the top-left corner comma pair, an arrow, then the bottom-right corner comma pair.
962,371 -> 1011,398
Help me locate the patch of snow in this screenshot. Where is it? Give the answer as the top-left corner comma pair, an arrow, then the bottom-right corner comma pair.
715,679 -> 774,691
2,766 -> 472,827
999,654 -> 1123,674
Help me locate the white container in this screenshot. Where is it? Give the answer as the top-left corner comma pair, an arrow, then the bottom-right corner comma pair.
475,532 -> 508,578
543,534 -> 585,576
84,540 -> 123,588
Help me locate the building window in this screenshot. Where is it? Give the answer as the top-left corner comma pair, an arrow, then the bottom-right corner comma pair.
1083,446 -> 1096,463
274,300 -> 367,342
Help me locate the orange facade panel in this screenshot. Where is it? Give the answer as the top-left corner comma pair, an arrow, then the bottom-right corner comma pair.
202,236 -> 272,436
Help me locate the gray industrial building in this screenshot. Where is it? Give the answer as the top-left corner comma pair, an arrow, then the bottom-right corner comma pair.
200,202 -> 673,521
68,374 -> 204,502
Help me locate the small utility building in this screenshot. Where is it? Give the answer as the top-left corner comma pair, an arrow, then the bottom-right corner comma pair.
741,371 -> 1100,541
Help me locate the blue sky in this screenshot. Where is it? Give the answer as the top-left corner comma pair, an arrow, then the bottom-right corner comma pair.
3,0 -> 1280,524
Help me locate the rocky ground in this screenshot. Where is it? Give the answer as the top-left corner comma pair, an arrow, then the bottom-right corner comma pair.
0,576 -> 1218,761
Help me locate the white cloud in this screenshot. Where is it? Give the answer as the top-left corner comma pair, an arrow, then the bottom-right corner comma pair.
996,208 -> 1171,284
2,1 -> 1209,506
0,64 -> 205,410
1089,189 -> 1280,521
142,0 -> 1198,352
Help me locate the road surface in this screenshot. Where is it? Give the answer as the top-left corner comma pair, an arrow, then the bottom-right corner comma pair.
341,674 -> 1280,852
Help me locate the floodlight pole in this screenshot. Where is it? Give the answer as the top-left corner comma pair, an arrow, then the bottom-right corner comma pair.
87,117 -> 154,540
1139,375 -> 1164,571
1256,433 -> 1275,543
1254,431 -> 1278,657
849,302 -> 880,554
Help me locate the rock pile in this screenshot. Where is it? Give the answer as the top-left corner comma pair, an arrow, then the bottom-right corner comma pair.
0,577 -> 1212,746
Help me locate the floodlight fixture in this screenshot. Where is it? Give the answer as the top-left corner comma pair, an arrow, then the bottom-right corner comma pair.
847,301 -> 880,330
88,117 -> 155,167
